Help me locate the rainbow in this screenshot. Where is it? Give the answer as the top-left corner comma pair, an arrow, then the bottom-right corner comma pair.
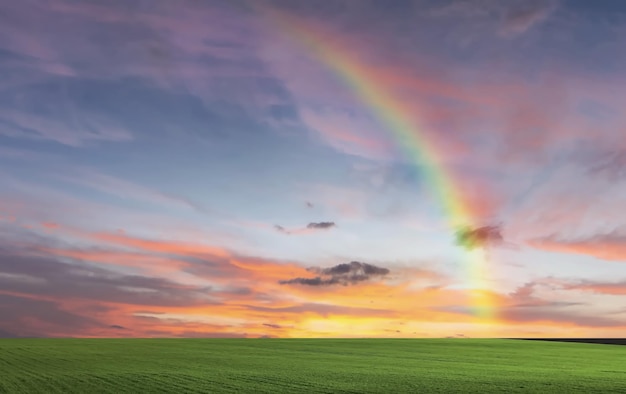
254,6 -> 498,323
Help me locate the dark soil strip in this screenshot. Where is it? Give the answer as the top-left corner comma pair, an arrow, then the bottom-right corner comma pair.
510,338 -> 626,346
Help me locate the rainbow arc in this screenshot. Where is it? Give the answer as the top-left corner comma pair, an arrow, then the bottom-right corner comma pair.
256,6 -> 499,324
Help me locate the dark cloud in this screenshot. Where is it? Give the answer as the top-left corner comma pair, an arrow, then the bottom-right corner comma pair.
274,221 -> 336,235
279,261 -> 389,286
0,245 -> 216,307
306,201 -> 314,208
306,221 -> 336,229
0,293 -> 104,337
109,325 -> 126,330
279,277 -> 340,286
313,261 -> 390,277
454,225 -> 503,250
262,323 -> 282,329
140,330 -> 247,338
0,328 -> 19,338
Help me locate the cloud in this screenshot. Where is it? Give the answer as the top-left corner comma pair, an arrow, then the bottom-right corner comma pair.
54,168 -> 208,213
274,224 -> 289,234
300,107 -> 394,161
506,282 -> 582,309
306,221 -> 336,230
248,302 -> 393,318
441,280 -> 626,328
427,0 -> 495,18
312,262 -> 390,277
500,307 -> 626,328
0,108 -> 133,147
0,228 -> 314,336
84,230 -> 311,285
3,223 -> 623,336
41,222 -> 60,230
0,242 -> 217,307
454,225 -> 503,250
561,280 -> 626,296
279,277 -> 338,286
500,281 -> 626,327
279,261 -> 390,286
274,221 -> 336,235
0,329 -> 18,338
0,293 -> 104,337
500,1 -> 558,36
529,231 -> 626,262
0,0 -> 288,148
587,150 -> 626,181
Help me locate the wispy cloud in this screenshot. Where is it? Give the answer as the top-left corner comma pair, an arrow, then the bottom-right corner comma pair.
499,0 -> 558,37
55,168 -> 207,213
0,247 -> 215,307
561,280 -> 626,296
0,108 -> 133,147
529,231 -> 626,262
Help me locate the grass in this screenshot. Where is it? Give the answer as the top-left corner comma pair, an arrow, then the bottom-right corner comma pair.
0,339 -> 625,393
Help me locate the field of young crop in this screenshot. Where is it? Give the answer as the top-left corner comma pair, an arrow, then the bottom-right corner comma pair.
0,338 -> 624,393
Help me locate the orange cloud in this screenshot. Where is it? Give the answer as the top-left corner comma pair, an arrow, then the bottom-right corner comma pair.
91,231 -> 231,258
3,225 -> 625,338
84,231 -> 311,285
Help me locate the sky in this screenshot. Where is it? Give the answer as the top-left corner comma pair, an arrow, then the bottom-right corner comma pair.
1,0 -> 626,338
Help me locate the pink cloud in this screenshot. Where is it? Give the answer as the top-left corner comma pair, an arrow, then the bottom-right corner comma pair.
563,281 -> 626,296
300,108 -> 393,160
529,232 -> 626,262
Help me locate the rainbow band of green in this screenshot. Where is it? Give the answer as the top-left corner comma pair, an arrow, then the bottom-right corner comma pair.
258,7 -> 497,322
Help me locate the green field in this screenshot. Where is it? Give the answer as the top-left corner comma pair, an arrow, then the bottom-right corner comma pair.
0,339 -> 624,393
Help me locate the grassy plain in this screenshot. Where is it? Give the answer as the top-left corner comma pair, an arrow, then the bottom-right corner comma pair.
0,338 -> 624,393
